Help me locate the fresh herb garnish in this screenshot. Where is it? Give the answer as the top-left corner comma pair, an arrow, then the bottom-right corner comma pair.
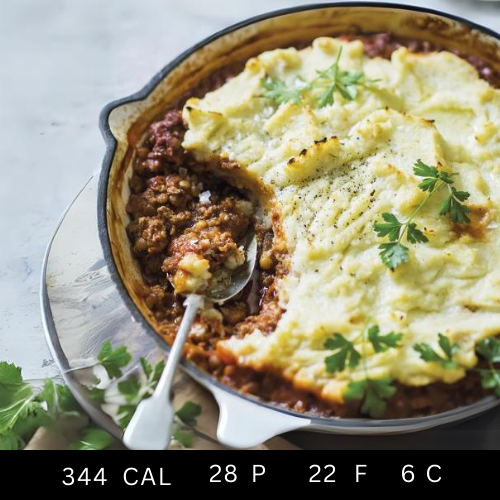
374,159 -> 471,270
39,379 -> 81,421
324,325 -> 402,374
0,361 -> 81,450
324,324 -> 401,418
176,400 -> 202,427
309,48 -> 378,108
367,326 -> 403,353
97,341 -> 132,379
114,356 -> 201,446
344,377 -> 396,418
261,47 -> 377,109
475,338 -> 500,396
413,160 -> 471,224
0,342 -> 201,450
261,77 -> 304,105
115,356 -> 166,429
69,427 -> 115,451
0,431 -> 24,451
324,334 -> 361,373
172,401 -> 202,448
0,362 -> 46,444
99,345 -> 202,448
414,333 -> 460,370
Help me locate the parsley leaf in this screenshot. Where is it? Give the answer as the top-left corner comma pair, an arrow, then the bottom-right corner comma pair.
324,334 -> 361,373
414,333 -> 459,369
374,213 -> 403,241
0,362 -> 51,447
176,401 -> 202,427
97,341 -> 132,379
171,401 -> 202,448
344,378 -> 396,418
413,159 -> 440,181
439,187 -> 471,224
140,357 -> 153,379
0,362 -> 40,435
69,427 -> 115,451
86,387 -> 106,405
413,159 -> 454,191
261,77 -> 304,105
37,380 -> 80,420
117,405 -> 136,429
367,326 -> 403,353
0,362 -> 24,388
378,242 -> 410,270
117,376 -> 141,404
374,214 -> 428,248
0,430 -> 24,451
172,427 -> 195,448
406,222 -> 428,244
10,405 -> 48,442
116,357 -> 166,414
476,338 -> 500,396
477,337 -> 500,363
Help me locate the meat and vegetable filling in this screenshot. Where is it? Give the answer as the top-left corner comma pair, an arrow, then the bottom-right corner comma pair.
126,110 -> 287,376
125,33 -> 500,418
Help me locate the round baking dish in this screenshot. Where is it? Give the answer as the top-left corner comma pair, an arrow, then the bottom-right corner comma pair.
98,3 -> 500,448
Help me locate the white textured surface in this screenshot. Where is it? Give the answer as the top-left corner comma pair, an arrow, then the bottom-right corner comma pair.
0,0 -> 499,380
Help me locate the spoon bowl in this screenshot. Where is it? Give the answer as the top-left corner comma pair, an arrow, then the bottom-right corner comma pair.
208,232 -> 258,302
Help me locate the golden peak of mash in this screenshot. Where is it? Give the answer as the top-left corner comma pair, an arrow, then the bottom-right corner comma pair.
182,37 -> 500,402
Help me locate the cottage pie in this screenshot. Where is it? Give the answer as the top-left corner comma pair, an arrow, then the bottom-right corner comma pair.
126,34 -> 500,418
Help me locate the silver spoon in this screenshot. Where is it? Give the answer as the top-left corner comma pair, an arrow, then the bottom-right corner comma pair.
123,232 -> 258,450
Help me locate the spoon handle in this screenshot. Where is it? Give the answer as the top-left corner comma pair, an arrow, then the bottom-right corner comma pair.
155,294 -> 204,400
123,294 -> 204,450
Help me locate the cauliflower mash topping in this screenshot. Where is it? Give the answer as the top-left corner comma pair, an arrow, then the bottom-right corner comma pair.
182,38 -> 500,403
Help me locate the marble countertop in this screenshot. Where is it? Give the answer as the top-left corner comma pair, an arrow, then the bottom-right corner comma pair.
1,0 -> 500,381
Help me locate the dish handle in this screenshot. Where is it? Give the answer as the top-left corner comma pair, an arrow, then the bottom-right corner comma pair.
210,386 -> 311,448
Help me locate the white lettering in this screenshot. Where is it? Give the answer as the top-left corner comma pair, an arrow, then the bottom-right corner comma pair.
253,465 -> 265,482
356,464 -> 367,482
123,468 -> 138,486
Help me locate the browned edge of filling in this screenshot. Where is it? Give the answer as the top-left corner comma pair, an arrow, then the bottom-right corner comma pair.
123,33 -> 500,419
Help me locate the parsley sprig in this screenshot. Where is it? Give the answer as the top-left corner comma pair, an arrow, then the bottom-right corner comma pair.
97,344 -> 202,447
0,362 -> 80,450
344,378 -> 396,418
414,160 -> 471,224
324,334 -> 361,373
309,48 -> 378,108
414,333 -> 460,370
261,48 -> 378,109
0,342 -> 202,450
475,337 -> 500,396
324,324 -> 402,417
367,326 -> 403,353
374,159 -> 471,270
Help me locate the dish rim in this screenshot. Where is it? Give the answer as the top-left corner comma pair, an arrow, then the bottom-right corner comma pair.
97,2 -> 500,430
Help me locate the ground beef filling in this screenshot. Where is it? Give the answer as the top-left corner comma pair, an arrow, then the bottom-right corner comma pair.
125,34 -> 499,419
126,109 -> 288,375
